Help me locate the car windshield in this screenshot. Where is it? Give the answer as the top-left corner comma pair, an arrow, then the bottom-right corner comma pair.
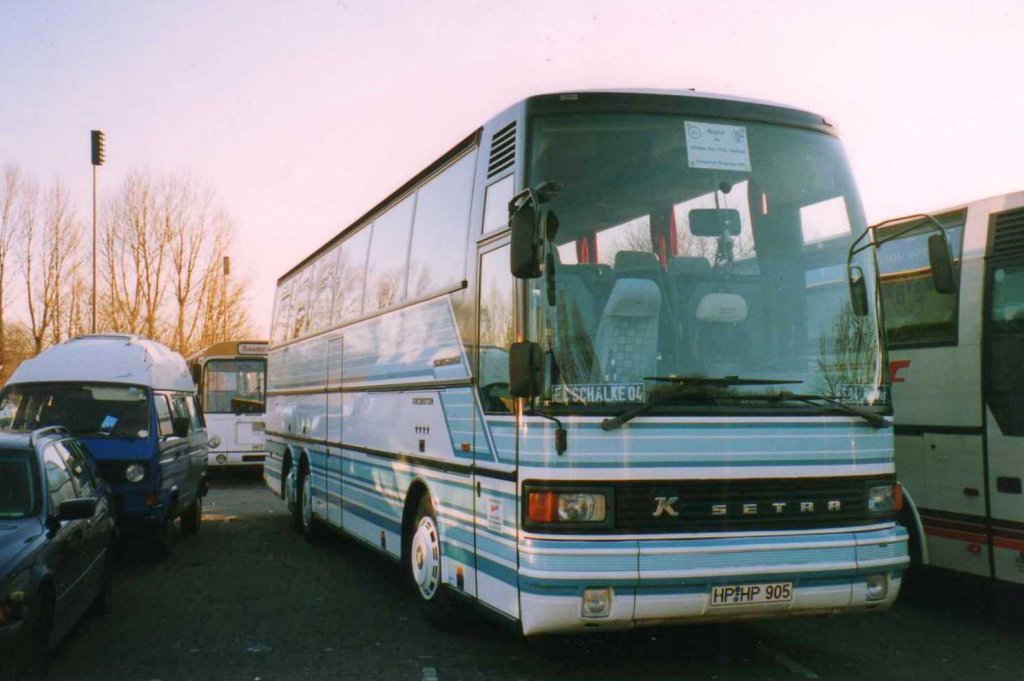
0,452 -> 38,518
0,383 -> 152,439
526,112 -> 885,411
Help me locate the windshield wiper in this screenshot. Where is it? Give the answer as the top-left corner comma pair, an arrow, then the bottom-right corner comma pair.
771,391 -> 890,428
645,375 -> 803,387
600,376 -> 803,431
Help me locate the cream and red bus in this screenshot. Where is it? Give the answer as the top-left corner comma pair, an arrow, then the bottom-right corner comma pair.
188,340 -> 268,467
881,190 -> 1024,584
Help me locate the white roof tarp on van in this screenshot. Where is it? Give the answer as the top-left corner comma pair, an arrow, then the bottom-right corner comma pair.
5,334 -> 196,392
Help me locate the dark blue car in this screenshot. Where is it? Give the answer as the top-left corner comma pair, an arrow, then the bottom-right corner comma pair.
0,427 -> 116,678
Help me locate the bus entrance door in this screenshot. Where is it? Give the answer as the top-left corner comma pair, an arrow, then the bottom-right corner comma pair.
326,336 -> 344,528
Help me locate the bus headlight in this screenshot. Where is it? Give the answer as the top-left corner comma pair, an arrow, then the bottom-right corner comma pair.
525,487 -> 611,527
867,484 -> 903,513
125,463 -> 146,483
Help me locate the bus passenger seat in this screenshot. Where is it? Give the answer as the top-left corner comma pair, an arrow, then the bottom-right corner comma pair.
593,278 -> 662,384
692,292 -> 749,375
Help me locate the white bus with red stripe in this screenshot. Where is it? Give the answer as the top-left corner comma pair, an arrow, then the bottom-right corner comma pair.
882,190 -> 1024,584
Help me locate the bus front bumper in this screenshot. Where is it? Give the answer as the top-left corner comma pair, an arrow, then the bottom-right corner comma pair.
208,450 -> 266,466
517,526 -> 908,635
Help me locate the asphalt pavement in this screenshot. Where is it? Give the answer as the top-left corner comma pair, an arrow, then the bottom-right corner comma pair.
43,470 -> 1024,681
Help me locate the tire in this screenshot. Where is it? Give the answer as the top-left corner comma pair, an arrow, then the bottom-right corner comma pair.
285,462 -> 302,531
21,590 -> 53,679
181,493 -> 202,536
151,514 -> 174,560
298,465 -> 323,543
407,496 -> 456,625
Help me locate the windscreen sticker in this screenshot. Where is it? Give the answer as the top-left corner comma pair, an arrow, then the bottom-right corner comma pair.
551,383 -> 646,405
100,415 -> 118,431
685,122 -> 752,172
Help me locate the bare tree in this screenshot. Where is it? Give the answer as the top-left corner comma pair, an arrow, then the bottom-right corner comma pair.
0,165 -> 23,374
20,179 -> 81,354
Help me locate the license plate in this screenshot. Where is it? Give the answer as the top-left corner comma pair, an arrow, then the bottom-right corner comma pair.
709,582 -> 793,607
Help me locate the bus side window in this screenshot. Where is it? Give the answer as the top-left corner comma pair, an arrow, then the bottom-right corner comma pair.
407,151 -> 477,298
478,245 -> 514,413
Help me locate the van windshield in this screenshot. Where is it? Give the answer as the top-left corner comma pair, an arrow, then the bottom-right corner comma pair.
0,383 -> 152,440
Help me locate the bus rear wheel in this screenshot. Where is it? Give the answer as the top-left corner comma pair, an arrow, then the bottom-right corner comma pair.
408,496 -> 456,624
298,466 -> 323,543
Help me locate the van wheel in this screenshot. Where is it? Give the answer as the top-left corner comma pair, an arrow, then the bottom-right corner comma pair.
151,515 -> 174,560
408,496 -> 456,625
298,466 -> 323,542
181,494 -> 202,535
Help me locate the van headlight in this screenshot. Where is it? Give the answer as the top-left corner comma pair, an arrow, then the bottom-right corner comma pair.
125,463 -> 146,483
525,486 -> 612,528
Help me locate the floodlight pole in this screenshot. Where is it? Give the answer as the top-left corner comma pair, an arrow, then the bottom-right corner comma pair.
90,130 -> 106,334
91,163 -> 97,333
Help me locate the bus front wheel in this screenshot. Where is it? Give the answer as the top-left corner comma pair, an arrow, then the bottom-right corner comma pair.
408,496 -> 456,624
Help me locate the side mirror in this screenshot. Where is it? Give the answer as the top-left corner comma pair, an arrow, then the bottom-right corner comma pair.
928,233 -> 957,294
57,497 -> 97,522
172,415 -> 191,438
509,341 -> 543,398
689,208 -> 742,237
849,265 -> 868,317
510,205 -> 541,279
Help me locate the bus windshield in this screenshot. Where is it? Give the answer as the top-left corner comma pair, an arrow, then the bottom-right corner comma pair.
527,113 -> 885,410
203,359 -> 267,414
0,383 -> 152,439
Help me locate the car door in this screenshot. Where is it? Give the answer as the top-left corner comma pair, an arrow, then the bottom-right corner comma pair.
57,440 -> 111,603
41,443 -> 90,639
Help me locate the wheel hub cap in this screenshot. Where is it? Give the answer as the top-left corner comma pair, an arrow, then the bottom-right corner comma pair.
411,517 -> 440,599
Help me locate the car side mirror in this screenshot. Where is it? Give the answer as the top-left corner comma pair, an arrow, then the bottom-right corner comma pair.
57,497 -> 97,522
172,416 -> 191,438
510,205 -> 541,279
509,341 -> 543,398
928,233 -> 957,294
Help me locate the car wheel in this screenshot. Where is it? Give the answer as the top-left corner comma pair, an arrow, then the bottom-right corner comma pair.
408,496 -> 456,625
299,465 -> 322,543
21,589 -> 53,679
181,493 -> 202,536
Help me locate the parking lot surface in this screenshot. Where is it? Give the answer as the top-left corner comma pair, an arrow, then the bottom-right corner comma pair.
45,472 -> 1024,681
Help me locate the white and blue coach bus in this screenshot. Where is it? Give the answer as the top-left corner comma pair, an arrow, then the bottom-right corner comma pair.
264,91 -> 949,635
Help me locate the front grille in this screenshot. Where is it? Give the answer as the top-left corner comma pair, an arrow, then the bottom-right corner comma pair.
615,476 -> 887,533
95,460 -> 125,484
990,207 -> 1024,264
242,455 -> 266,463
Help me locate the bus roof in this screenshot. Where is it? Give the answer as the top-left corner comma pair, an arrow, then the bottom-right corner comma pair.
187,340 -> 269,363
5,334 -> 195,393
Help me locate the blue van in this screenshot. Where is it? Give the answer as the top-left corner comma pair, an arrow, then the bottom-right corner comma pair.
0,334 -> 209,554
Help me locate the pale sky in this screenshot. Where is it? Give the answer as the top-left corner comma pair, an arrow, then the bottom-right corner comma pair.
3,0 -> 1023,335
